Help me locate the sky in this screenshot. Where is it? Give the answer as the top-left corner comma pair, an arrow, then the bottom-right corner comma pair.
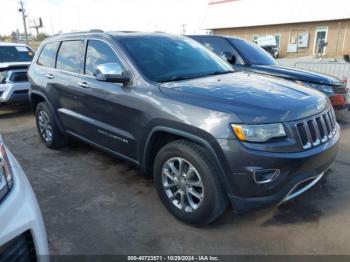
0,0 -> 211,36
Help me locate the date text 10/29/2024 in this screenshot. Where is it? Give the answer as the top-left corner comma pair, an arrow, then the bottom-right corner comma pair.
128,256 -> 220,261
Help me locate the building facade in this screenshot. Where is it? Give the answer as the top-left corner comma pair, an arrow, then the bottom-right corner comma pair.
204,0 -> 350,58
213,19 -> 350,58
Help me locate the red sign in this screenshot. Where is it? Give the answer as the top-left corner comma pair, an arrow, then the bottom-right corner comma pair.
209,0 -> 240,5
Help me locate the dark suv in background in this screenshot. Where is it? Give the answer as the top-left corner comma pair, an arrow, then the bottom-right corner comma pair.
189,35 -> 350,115
28,31 -> 339,225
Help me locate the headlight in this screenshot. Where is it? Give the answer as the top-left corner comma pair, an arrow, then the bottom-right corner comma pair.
296,81 -> 334,96
231,123 -> 286,142
0,71 -> 8,84
0,136 -> 13,202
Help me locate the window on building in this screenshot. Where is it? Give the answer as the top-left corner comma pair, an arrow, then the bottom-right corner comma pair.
275,34 -> 281,47
252,35 -> 259,44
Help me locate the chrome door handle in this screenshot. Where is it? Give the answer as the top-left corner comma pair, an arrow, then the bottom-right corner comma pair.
78,82 -> 89,88
45,74 -> 54,79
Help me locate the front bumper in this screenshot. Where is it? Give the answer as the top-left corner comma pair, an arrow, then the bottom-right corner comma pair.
0,149 -> 49,261
0,82 -> 30,104
216,126 -> 340,213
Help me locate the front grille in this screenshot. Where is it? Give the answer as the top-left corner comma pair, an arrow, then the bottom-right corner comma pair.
0,231 -> 37,262
9,71 -> 28,82
295,108 -> 337,150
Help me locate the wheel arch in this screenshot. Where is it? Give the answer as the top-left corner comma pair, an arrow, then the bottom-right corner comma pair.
29,90 -> 65,132
143,126 -> 234,198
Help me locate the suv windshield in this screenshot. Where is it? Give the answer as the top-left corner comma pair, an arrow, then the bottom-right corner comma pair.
229,38 -> 277,66
0,45 -> 34,63
119,36 -> 233,82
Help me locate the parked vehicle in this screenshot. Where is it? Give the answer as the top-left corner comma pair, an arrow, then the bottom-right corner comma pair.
29,31 -> 339,225
256,35 -> 279,58
0,43 -> 34,105
189,35 -> 349,114
0,135 -> 49,261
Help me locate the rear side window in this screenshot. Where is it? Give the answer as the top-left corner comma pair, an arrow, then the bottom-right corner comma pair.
37,42 -> 59,68
84,40 -> 122,77
56,40 -> 83,73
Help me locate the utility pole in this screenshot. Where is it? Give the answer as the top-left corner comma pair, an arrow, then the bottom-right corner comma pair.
181,24 -> 186,35
18,0 -> 29,45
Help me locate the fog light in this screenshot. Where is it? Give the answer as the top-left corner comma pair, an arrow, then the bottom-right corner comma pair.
253,169 -> 280,184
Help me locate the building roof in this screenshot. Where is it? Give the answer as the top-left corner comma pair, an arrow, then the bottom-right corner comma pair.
203,0 -> 350,29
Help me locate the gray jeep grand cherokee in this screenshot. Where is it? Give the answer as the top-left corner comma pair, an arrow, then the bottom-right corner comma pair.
28,31 -> 340,225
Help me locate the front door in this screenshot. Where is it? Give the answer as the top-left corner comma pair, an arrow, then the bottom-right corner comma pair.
314,28 -> 328,55
74,39 -> 138,160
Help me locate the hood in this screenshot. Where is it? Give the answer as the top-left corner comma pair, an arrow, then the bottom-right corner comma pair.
160,72 -> 329,124
248,65 -> 342,86
0,62 -> 31,72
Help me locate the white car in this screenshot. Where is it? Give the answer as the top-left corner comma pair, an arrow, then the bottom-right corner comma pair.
0,135 -> 49,261
0,43 -> 34,105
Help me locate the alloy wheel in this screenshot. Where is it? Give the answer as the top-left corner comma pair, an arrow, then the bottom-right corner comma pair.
38,110 -> 53,143
162,157 -> 204,213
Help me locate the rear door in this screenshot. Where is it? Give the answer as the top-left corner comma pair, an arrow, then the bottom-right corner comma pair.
70,39 -> 138,160
53,40 -> 87,134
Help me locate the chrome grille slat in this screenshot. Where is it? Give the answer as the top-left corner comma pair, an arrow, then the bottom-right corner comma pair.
319,116 -> 328,142
295,108 -> 337,150
311,119 -> 321,146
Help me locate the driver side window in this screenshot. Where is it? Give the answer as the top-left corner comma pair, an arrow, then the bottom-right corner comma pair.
84,40 -> 122,77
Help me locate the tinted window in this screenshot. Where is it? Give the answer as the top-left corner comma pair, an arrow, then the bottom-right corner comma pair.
0,45 -> 34,63
229,38 -> 277,65
56,41 -> 83,73
119,36 -> 232,83
85,40 -> 122,76
198,37 -> 235,57
37,42 -> 59,67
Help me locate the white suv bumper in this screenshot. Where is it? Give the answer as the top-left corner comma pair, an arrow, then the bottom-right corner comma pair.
0,81 -> 30,104
0,149 -> 49,261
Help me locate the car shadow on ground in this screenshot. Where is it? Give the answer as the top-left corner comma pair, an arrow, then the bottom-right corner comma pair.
0,104 -> 32,118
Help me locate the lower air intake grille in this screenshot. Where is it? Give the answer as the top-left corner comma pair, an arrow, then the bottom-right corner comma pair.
295,108 -> 337,150
0,231 -> 37,262
9,71 -> 28,82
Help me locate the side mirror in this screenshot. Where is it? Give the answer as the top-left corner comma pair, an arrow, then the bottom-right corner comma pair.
95,63 -> 130,84
222,52 -> 236,65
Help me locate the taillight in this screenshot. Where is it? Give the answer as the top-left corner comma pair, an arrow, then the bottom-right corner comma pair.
330,94 -> 346,107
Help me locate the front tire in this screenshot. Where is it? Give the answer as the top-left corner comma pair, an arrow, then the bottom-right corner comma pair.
153,140 -> 228,226
35,102 -> 68,149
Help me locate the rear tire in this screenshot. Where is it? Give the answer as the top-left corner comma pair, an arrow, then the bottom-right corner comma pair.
35,102 -> 68,149
153,139 -> 228,226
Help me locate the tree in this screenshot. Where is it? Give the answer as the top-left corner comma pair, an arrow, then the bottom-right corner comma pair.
35,33 -> 49,42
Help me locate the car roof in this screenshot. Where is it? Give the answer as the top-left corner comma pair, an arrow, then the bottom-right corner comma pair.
45,30 -> 186,42
0,42 -> 30,47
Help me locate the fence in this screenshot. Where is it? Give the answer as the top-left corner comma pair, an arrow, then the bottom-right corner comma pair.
294,62 -> 350,88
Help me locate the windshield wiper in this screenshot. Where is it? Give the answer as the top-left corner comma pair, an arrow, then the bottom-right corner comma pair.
205,70 -> 234,76
159,70 -> 234,83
